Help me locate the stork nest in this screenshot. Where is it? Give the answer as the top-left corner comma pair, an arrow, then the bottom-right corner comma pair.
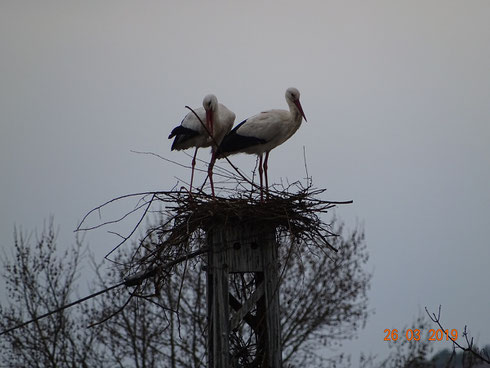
163,186 -> 345,253
76,181 -> 352,282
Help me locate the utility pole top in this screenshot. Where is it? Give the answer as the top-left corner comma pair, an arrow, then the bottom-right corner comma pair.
207,219 -> 282,368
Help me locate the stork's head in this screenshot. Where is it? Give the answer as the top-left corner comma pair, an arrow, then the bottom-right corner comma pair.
203,94 -> 218,136
285,87 -> 307,122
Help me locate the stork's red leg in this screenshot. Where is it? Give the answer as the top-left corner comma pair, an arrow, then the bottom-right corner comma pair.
189,147 -> 199,194
208,151 -> 216,198
264,151 -> 270,199
258,154 -> 264,201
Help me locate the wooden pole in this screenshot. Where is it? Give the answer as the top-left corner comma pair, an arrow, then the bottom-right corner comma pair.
207,221 -> 282,367
207,228 -> 230,368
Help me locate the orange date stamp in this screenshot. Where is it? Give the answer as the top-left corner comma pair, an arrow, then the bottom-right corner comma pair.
384,328 -> 458,342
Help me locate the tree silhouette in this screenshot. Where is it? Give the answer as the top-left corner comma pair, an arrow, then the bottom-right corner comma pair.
89,217 -> 370,367
0,220 -> 104,367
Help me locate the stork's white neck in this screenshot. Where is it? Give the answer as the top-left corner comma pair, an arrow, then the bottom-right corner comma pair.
286,99 -> 304,126
282,100 -> 302,142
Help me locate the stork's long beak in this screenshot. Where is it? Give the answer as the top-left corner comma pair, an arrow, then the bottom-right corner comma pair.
205,109 -> 214,137
295,100 -> 307,122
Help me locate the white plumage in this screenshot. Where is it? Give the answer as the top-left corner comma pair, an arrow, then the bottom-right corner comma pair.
217,87 -> 307,199
169,94 -> 235,196
169,95 -> 235,151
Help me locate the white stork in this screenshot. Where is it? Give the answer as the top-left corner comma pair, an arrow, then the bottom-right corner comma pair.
168,94 -> 235,197
216,87 -> 307,199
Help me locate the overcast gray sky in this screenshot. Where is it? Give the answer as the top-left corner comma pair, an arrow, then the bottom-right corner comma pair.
1,0 -> 489,361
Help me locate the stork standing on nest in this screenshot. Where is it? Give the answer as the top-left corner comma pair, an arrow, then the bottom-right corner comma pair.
216,87 -> 307,200
168,94 -> 235,197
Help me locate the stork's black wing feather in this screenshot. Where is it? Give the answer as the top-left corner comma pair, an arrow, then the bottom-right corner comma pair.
168,125 -> 199,151
216,119 -> 267,157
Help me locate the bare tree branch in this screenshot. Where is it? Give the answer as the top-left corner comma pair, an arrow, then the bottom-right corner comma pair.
425,305 -> 490,364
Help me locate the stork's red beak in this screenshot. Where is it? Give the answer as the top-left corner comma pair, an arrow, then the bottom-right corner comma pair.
295,100 -> 307,122
205,109 -> 214,137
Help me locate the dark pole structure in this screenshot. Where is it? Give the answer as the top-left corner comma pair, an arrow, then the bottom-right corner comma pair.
207,220 -> 282,367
